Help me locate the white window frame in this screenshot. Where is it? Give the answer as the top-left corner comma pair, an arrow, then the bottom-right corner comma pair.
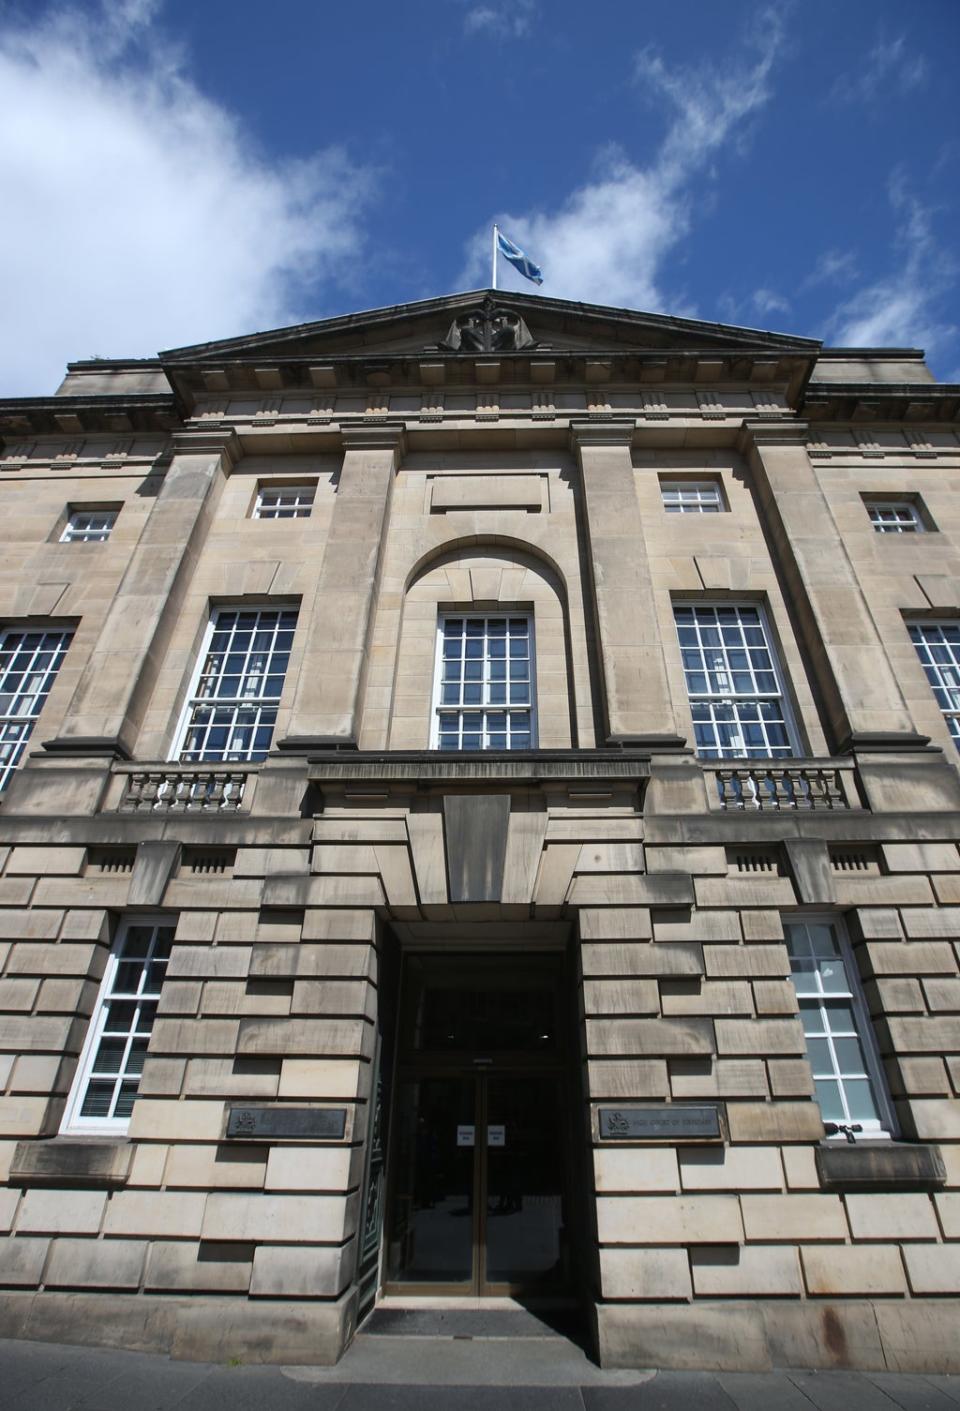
431,612 -> 537,751
171,603 -> 298,763
784,916 -> 896,1140
0,625 -> 73,792
866,500 -> 923,534
60,509 -> 117,543
60,915 -> 175,1136
660,480 -> 725,514
908,619 -> 960,751
673,601 -> 800,759
253,483 -> 316,519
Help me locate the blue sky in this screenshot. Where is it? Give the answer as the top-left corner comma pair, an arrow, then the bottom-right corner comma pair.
1,0 -> 958,393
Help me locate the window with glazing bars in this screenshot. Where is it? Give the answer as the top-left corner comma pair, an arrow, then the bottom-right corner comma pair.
254,484 -> 315,519
61,917 -> 174,1133
661,481 -> 724,513
909,621 -> 960,749
0,627 -> 73,791
867,501 -> 922,534
433,615 -> 535,750
673,603 -> 796,758
174,606 -> 298,762
785,918 -> 891,1137
60,509 -> 117,542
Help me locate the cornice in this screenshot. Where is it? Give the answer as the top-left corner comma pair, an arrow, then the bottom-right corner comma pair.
304,748 -> 652,788
802,382 -> 960,424
0,394 -> 180,439
158,349 -> 816,417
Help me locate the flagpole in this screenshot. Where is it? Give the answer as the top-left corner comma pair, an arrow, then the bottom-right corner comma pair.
492,223 -> 498,290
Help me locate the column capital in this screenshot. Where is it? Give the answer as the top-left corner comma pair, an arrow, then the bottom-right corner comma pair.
167,426 -> 242,466
569,420 -> 635,454
737,419 -> 810,453
339,422 -> 407,456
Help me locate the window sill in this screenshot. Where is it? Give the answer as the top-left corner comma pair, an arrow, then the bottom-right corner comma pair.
10,1138 -> 132,1188
815,1140 -> 945,1192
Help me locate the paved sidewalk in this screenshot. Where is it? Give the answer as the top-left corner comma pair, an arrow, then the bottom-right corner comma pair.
3,1332 -> 960,1410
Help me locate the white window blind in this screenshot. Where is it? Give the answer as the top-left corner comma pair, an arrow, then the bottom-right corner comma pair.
61,917 -> 175,1133
673,603 -> 796,758
0,627 -> 73,791
433,614 -> 536,750
60,510 -> 117,543
867,501 -> 922,534
785,918 -> 892,1138
173,606 -> 298,762
909,621 -> 960,749
254,485 -> 315,519
661,481 -> 724,513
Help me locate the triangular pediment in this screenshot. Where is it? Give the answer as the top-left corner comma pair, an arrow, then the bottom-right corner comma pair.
159,289 -> 819,365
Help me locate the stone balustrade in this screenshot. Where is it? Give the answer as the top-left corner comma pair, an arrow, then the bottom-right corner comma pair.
709,761 -> 856,811
118,767 -> 249,812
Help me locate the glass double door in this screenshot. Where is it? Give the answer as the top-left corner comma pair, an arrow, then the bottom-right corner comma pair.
386,1069 -> 568,1294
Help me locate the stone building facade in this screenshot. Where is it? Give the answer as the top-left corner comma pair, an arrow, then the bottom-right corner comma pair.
0,290 -> 958,1370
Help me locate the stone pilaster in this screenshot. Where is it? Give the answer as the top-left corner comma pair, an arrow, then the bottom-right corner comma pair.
280,424 -> 405,749
42,430 -> 238,760
571,422 -> 684,747
740,421 -> 925,751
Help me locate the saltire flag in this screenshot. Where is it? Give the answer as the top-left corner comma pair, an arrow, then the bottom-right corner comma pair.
497,229 -> 543,285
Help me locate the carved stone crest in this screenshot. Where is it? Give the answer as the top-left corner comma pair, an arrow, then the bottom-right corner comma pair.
438,296 -> 537,353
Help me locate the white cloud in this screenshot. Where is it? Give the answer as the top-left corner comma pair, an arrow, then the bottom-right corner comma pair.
825,175 -> 956,355
751,288 -> 791,317
462,1 -> 535,38
832,34 -> 927,104
0,2 -> 377,395
800,249 -> 859,291
460,8 -> 786,309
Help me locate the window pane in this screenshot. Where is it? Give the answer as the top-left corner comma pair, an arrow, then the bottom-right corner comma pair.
844,1079 -> 881,1122
79,1081 -> 115,1118
805,1037 -> 832,1072
814,1078 -> 845,1121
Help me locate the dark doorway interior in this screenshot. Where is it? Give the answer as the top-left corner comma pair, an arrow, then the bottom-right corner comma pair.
383,952 -> 578,1297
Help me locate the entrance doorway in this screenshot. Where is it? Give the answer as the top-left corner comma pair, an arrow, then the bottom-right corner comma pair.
384,952 -> 574,1296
